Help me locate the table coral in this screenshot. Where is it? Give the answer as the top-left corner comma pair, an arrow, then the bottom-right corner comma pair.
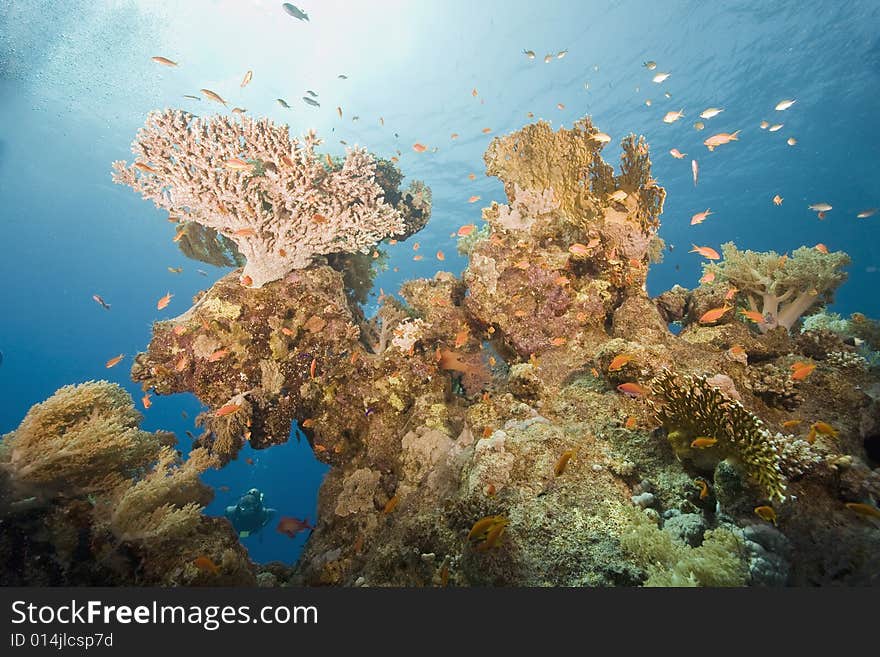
112,110 -> 406,287
702,242 -> 850,332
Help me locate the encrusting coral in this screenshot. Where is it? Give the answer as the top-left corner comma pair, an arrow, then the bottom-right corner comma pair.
112,110 -> 406,287
701,242 -> 850,332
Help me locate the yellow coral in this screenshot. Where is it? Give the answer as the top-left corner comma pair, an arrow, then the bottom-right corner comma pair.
483,118 -> 612,221
108,446 -> 218,543
1,381 -> 167,493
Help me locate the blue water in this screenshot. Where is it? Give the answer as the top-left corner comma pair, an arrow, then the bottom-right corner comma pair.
1,0 -> 878,564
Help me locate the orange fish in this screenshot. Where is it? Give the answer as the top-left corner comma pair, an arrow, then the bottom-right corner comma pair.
105,354 -> 124,368
481,127 -> 492,134
468,173 -> 476,181
412,241 -> 420,251
245,457 -> 255,465
141,393 -> 152,409
608,353 -> 634,372
436,250 -> 445,261
617,382 -> 647,398
728,344 -> 746,358
740,309 -> 765,323
412,143 -> 428,152
233,228 -> 257,237
844,502 -> 880,520
156,292 -> 173,310
690,437 -> 718,448
468,516 -> 506,541
215,403 -> 241,417
240,275 -> 253,287
808,421 -> 838,442
383,495 -> 400,514
310,357 -> 317,378
454,329 -> 470,349
754,505 -> 777,526
468,195 -> 481,203
694,478 -> 709,500
690,209 -> 713,225
301,418 -> 315,428
175,354 -> 189,372
476,518 -> 509,551
690,244 -> 720,259
670,148 -> 687,159
193,555 -> 220,575
134,161 -> 158,173
699,271 -> 715,284
781,419 -> 802,430
457,224 -> 476,237
554,448 -> 577,476
485,483 -> 496,496
550,337 -> 567,347
624,416 -> 637,429
724,287 -> 738,301
151,56 -> 178,67
472,88 -> 478,97
451,133 -> 459,139
312,213 -> 328,224
172,324 -> 187,336
240,69 -> 253,87
703,130 -> 740,151
568,243 -> 590,257
208,348 -> 229,362
481,426 -> 493,439
814,243 -> 829,254
773,195 -> 783,206
791,364 -> 816,381
199,88 -> 227,106
699,305 -> 732,324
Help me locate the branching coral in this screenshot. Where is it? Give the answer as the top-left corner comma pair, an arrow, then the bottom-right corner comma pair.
1,381 -> 170,494
702,242 -> 850,332
112,110 -> 405,287
651,370 -> 787,502
108,446 -> 218,544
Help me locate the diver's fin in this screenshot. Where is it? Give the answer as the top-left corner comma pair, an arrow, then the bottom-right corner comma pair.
239,530 -> 250,538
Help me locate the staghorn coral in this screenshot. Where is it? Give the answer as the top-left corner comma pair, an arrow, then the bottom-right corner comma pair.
651,370 -> 787,502
112,110 -> 405,287
1,381 -> 169,494
702,242 -> 850,332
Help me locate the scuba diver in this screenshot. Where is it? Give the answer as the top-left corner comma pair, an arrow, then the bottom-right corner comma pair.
225,488 -> 276,539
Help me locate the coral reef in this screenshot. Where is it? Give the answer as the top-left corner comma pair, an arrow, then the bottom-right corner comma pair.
113,110 -> 406,287
701,242 -> 850,332
13,111 -> 878,588
0,382 -> 255,585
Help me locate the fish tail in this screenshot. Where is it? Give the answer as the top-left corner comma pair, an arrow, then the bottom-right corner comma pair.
731,130 -> 740,140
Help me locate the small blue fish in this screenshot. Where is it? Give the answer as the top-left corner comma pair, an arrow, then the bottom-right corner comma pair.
282,3 -> 308,21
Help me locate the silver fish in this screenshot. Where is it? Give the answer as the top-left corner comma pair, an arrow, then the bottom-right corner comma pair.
282,3 -> 308,21
277,98 -> 291,108
306,90 -> 318,97
302,96 -> 320,107
338,74 -> 348,79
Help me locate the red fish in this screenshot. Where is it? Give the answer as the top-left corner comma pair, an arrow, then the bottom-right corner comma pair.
276,516 -> 313,538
